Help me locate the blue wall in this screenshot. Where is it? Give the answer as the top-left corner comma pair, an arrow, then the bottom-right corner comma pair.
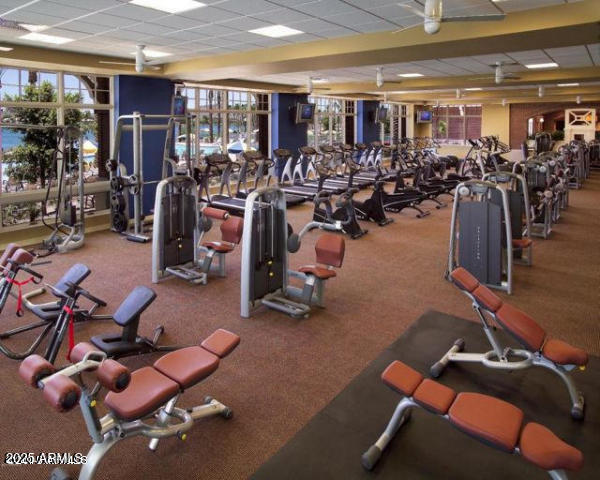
271,93 -> 308,177
114,75 -> 174,215
361,100 -> 380,144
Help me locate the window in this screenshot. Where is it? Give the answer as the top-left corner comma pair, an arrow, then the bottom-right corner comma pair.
0,67 -> 112,227
308,96 -> 356,146
432,104 -> 482,145
380,103 -> 408,144
184,87 -> 270,156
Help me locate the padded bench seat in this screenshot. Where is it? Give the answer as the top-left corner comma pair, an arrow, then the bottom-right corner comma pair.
450,267 -> 588,367
105,329 -> 240,422
202,241 -> 235,253
105,367 -> 179,421
298,265 -> 337,280
380,360 -> 583,472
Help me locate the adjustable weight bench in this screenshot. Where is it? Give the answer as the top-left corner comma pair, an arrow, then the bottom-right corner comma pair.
86,285 -> 175,359
432,267 -> 588,419
362,360 -> 583,479
19,328 -> 240,480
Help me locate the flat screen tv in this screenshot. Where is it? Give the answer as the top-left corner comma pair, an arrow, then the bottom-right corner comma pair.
417,110 -> 432,123
172,95 -> 187,116
376,106 -> 389,123
296,103 -> 315,123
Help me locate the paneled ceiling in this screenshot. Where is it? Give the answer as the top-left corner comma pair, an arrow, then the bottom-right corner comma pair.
0,0 -> 585,62
254,44 -> 600,86
0,0 -> 598,103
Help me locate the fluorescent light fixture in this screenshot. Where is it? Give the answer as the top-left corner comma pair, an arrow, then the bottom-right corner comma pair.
249,25 -> 303,38
130,0 -> 205,14
19,24 -> 48,32
525,62 -> 558,69
20,32 -> 73,45
131,49 -> 172,58
0,46 -> 13,52
311,77 -> 328,84
397,73 -> 423,78
464,87 -> 482,91
557,83 -> 579,87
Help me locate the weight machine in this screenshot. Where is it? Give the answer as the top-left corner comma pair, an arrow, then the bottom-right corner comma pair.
107,111 -> 194,242
1,124 -> 85,253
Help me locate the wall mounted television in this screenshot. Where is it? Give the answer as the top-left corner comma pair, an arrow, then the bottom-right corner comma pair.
417,110 -> 433,123
295,103 -> 316,123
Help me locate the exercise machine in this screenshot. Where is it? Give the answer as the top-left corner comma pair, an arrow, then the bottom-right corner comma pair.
1,124 -> 86,253
152,175 -> 243,284
0,244 -> 40,317
0,262 -> 106,362
344,154 -> 393,226
447,179 -> 514,294
240,186 -> 345,319
108,111 -> 194,242
238,151 -> 305,207
268,148 -> 321,200
433,267 -> 587,419
19,328 -> 239,480
313,186 -> 367,239
362,359 -> 583,479
195,153 -> 247,214
482,171 -> 533,266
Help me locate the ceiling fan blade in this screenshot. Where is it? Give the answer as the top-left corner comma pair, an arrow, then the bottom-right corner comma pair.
487,62 -> 519,67
98,61 -> 136,66
397,3 -> 427,19
392,23 -> 420,34
98,60 -> 161,71
442,13 -> 506,22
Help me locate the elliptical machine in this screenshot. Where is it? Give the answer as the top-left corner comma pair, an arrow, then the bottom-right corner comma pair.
311,158 -> 367,239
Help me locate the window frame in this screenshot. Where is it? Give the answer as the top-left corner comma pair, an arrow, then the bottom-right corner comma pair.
432,104 -> 482,145
308,96 -> 356,147
182,86 -> 271,155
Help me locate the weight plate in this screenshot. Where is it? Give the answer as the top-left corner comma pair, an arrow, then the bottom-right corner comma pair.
111,212 -> 127,233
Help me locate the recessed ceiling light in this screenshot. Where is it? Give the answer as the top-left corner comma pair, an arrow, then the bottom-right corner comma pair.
249,25 -> 304,38
19,24 -> 48,32
131,48 -> 172,58
0,46 -> 13,52
397,73 -> 424,78
525,62 -> 559,69
465,87 -> 483,91
557,83 -> 579,87
130,0 -> 205,14
20,32 -> 73,45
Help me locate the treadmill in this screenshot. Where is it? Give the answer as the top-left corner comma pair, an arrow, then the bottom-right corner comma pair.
318,145 -> 373,189
236,151 -> 305,207
196,153 -> 247,215
270,149 -> 343,199
342,144 -> 396,183
295,146 -> 350,193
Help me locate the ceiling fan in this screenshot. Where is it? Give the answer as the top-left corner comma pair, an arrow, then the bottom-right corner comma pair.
395,0 -> 506,35
470,61 -> 521,84
98,45 -> 161,73
294,77 -> 331,95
